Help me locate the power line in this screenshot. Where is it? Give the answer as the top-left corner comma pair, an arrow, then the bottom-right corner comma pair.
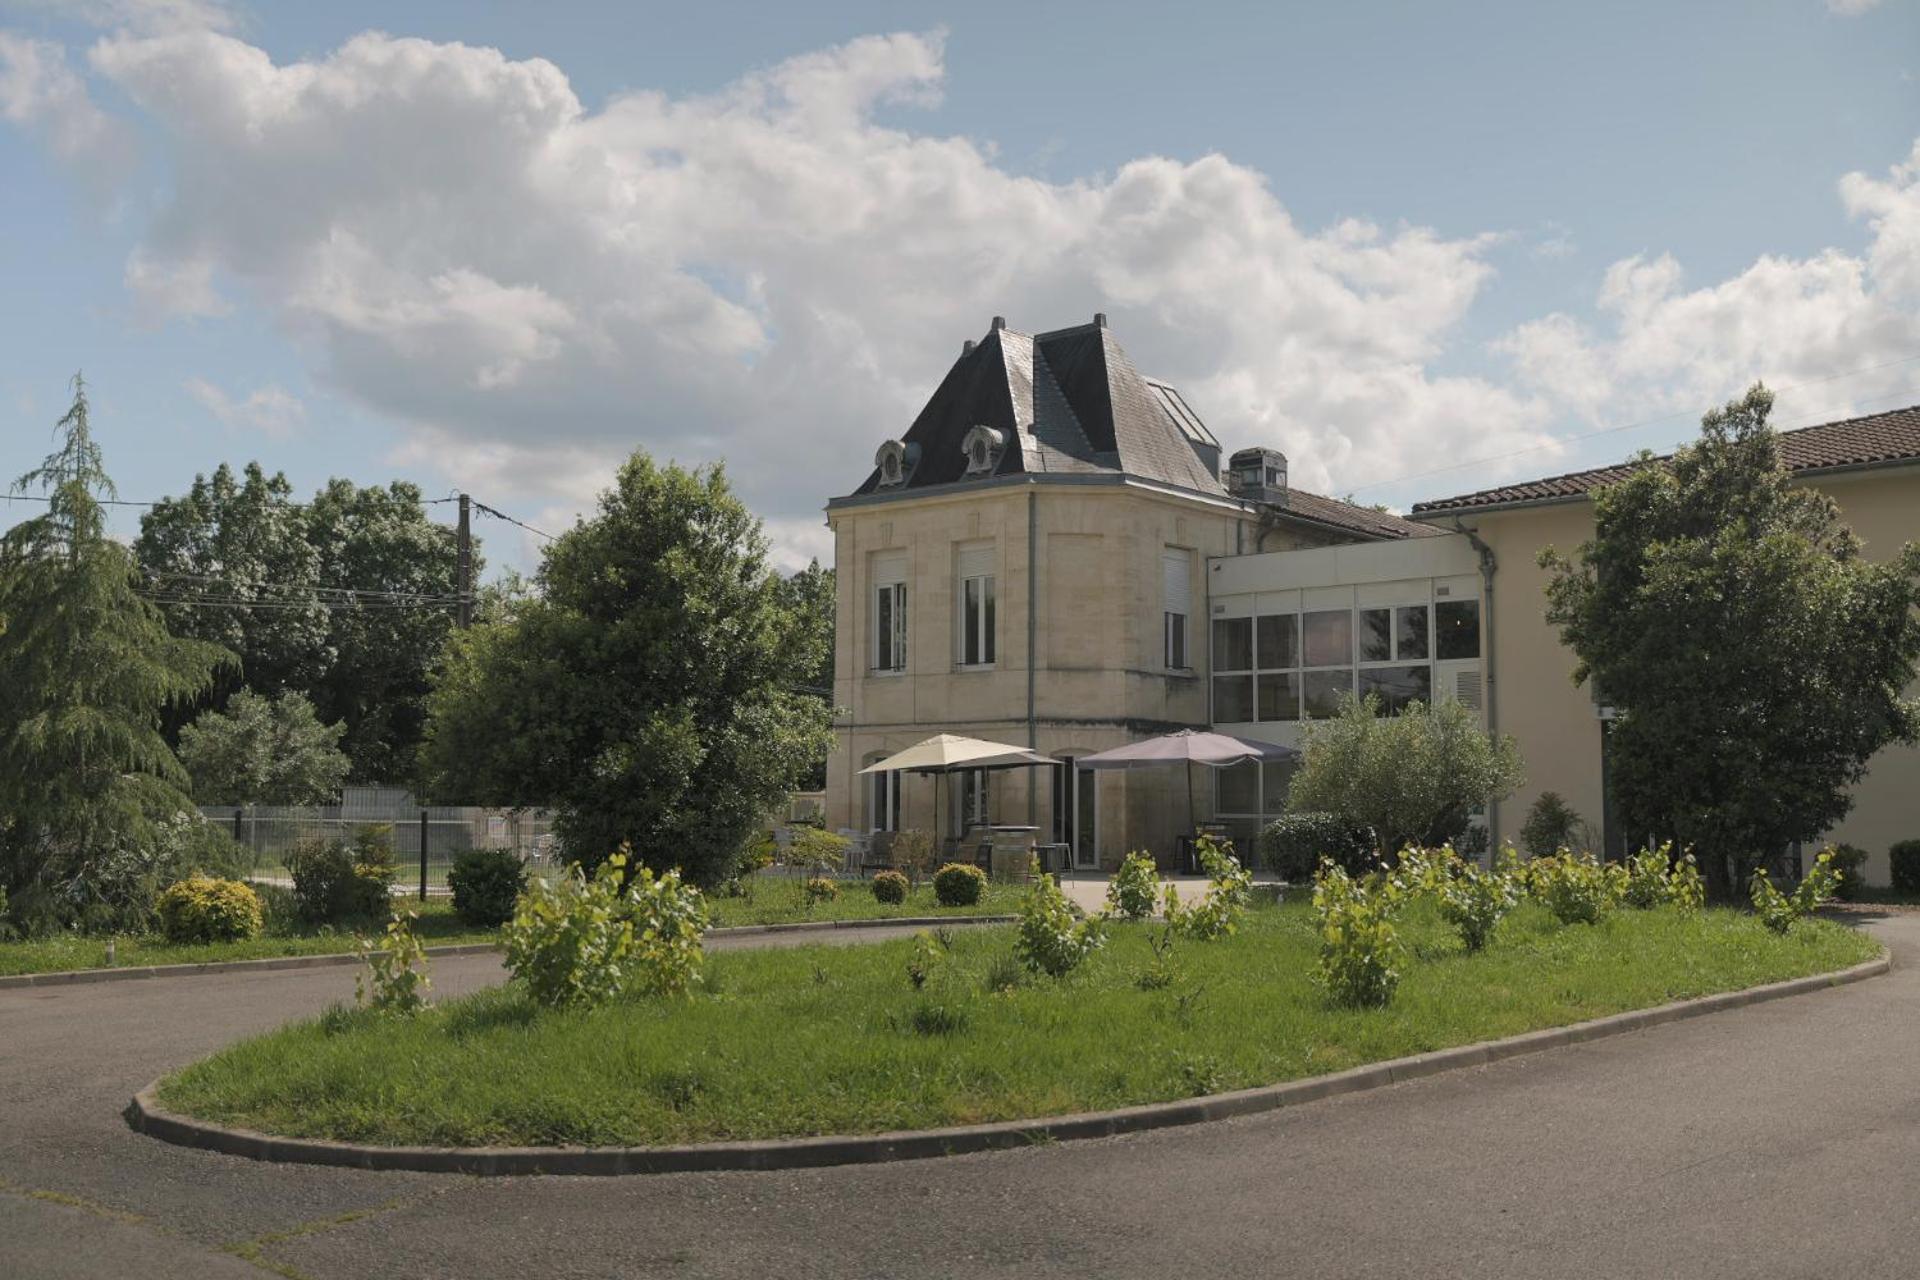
472,500 -> 556,542
1344,353 -> 1920,497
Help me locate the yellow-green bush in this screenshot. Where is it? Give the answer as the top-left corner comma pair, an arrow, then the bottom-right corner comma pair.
933,862 -> 987,907
1105,851 -> 1160,921
156,875 -> 263,944
871,869 -> 910,904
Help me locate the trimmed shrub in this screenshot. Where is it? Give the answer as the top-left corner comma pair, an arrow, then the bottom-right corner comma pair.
1016,873 -> 1107,977
285,830 -> 395,923
503,857 -> 634,1009
1105,851 -> 1160,921
933,862 -> 987,907
1827,843 -> 1870,901
1311,865 -> 1401,1008
447,848 -> 529,927
156,875 -> 263,944
1258,813 -> 1376,881
357,910 -> 430,1016
803,876 -> 839,907
871,869 -> 910,905
1890,840 -> 1920,896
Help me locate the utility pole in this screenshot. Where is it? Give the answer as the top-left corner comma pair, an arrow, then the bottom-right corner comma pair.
456,492 -> 473,628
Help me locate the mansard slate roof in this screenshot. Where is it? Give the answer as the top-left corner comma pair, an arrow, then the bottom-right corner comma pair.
842,318 -> 1437,539
1411,403 -> 1920,516
846,319 -> 1225,497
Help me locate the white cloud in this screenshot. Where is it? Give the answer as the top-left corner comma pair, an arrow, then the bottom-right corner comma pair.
0,24 -> 1901,559
1494,142 -> 1920,434
183,376 -> 304,438
62,26 -> 1556,554
1825,0 -> 1885,15
0,30 -> 128,172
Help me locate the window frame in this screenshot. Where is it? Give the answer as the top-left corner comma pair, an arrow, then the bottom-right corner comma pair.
959,571 -> 996,667
873,580 -> 907,673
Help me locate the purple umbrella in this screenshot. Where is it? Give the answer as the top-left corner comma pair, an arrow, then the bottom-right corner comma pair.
1078,729 -> 1299,846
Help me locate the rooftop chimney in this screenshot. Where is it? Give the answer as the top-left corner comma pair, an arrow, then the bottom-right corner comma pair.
962,338 -> 976,353
1094,312 -> 1108,328
991,315 -> 1007,330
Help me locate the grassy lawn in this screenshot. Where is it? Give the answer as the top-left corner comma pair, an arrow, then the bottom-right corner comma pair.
0,900 -> 497,977
0,878 -> 1019,977
156,899 -> 1880,1148
703,877 -> 1022,927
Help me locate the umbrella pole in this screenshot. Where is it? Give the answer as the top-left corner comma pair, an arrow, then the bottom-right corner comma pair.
1186,759 -> 1195,872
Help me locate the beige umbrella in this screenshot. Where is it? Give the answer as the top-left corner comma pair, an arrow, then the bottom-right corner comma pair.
860,734 -> 1052,842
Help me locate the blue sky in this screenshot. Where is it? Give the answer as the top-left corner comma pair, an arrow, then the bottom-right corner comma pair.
2,0 -> 1916,576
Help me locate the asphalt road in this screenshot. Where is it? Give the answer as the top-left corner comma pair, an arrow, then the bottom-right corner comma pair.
3,913 -> 1916,1280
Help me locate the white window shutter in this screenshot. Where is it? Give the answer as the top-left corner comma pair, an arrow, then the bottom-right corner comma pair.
956,544 -> 994,581
873,551 -> 908,586
1162,548 -> 1190,615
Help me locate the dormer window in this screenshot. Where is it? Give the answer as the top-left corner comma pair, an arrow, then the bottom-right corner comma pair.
874,439 -> 920,488
961,425 -> 1005,477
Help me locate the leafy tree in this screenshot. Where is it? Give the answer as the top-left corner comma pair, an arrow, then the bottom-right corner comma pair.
134,462 -> 329,705
780,559 -> 835,789
1287,693 -> 1523,858
1542,385 -> 1920,899
0,376 -> 229,903
177,689 -> 351,805
137,471 -> 475,783
304,478 -> 472,783
419,453 -> 834,886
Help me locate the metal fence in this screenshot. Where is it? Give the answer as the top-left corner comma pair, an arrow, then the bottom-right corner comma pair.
202,804 -> 559,894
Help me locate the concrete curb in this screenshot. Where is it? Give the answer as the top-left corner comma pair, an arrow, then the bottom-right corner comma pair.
124,952 -> 1891,1177
0,916 -> 1017,991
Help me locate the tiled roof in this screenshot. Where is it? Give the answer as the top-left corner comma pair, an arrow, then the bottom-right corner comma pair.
1411,404 -> 1920,516
1278,489 -> 1447,540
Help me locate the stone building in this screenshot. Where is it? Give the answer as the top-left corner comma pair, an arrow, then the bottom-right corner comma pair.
822,315 -> 1437,867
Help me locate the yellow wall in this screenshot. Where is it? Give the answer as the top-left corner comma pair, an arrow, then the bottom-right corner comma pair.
826,479 -> 1252,867
1455,462 -> 1920,882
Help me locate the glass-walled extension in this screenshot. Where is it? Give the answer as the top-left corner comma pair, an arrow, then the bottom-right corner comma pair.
1204,535 -> 1486,858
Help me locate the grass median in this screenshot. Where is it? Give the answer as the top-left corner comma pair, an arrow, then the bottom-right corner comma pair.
155,899 -> 1880,1148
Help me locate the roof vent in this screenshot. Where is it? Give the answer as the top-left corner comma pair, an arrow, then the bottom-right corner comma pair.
962,338 -> 976,354
874,439 -> 921,488
991,315 -> 1006,331
1094,312 -> 1108,328
961,425 -> 1007,477
1226,447 -> 1288,506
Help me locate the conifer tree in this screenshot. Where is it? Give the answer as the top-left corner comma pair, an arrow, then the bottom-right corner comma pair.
0,375 -> 231,903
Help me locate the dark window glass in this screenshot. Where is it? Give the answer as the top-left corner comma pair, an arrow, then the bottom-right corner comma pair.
1257,672 -> 1300,721
1262,760 -> 1296,815
1303,610 -> 1352,667
1213,617 -> 1253,672
1213,675 -> 1254,722
1359,664 -> 1432,714
1256,613 -> 1298,669
1165,612 -> 1188,669
1436,599 -> 1481,660
1302,668 -> 1351,717
982,577 -> 995,663
1217,760 -> 1259,814
1358,608 -> 1393,662
1396,605 -> 1430,660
